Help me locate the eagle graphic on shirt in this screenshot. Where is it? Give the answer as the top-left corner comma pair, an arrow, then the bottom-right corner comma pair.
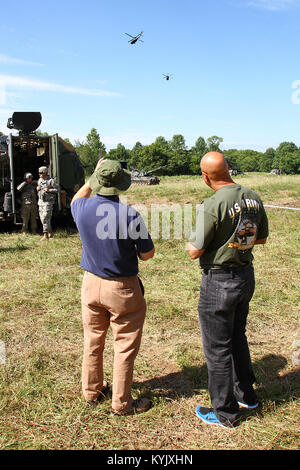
235,218 -> 257,251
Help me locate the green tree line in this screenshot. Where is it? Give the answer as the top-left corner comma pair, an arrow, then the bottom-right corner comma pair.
72,129 -> 300,176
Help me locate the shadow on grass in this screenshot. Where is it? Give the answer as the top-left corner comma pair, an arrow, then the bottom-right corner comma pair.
135,354 -> 300,407
254,353 -> 300,404
134,364 -> 208,400
0,245 -> 30,253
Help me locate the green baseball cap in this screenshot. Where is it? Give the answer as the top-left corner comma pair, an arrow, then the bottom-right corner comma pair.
88,160 -> 131,196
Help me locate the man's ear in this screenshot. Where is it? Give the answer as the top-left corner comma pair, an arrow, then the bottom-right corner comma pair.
202,171 -> 211,187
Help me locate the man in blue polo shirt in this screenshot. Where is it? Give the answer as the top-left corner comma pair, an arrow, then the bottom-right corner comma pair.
71,159 -> 155,415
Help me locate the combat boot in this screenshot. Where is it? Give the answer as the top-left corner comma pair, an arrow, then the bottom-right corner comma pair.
40,232 -> 49,241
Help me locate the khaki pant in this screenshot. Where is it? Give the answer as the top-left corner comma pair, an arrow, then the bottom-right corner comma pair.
21,203 -> 37,232
81,271 -> 146,412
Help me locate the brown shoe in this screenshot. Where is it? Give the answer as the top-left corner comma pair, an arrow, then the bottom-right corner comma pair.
86,381 -> 111,407
111,398 -> 152,416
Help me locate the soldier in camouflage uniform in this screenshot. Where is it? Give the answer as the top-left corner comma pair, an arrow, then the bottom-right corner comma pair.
17,172 -> 38,234
37,166 -> 59,241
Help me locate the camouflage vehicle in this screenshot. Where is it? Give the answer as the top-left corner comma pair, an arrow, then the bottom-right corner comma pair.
130,165 -> 167,185
0,112 -> 84,225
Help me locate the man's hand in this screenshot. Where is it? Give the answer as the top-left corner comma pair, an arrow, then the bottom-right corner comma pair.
187,242 -> 205,260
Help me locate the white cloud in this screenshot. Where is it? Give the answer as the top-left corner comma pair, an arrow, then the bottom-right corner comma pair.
0,53 -> 43,66
243,0 -> 297,10
0,75 -> 123,98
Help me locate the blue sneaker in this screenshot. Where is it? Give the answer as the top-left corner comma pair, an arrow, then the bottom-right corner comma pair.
238,401 -> 260,409
195,406 -> 230,428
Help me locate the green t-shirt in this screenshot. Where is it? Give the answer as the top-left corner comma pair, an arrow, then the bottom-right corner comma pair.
189,184 -> 269,269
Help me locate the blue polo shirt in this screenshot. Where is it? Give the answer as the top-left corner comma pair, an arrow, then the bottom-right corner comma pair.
71,195 -> 154,278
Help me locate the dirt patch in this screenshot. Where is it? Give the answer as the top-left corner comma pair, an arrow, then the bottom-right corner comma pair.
265,197 -> 300,208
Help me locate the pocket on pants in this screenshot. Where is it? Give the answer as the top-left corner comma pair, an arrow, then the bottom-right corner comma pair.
114,287 -> 134,296
103,277 -> 146,315
200,273 -> 208,295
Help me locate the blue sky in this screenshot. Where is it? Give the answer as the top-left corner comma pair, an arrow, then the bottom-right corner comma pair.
1,0 -> 300,151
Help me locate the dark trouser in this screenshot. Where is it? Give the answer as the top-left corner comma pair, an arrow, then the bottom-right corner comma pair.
198,265 -> 257,425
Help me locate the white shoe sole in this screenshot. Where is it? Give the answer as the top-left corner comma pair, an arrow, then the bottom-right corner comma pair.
238,401 -> 259,409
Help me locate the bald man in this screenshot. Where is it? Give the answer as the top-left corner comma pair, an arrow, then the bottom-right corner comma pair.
188,152 -> 269,428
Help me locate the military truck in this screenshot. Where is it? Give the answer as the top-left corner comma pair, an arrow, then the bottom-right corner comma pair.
130,165 -> 167,185
0,112 -> 84,226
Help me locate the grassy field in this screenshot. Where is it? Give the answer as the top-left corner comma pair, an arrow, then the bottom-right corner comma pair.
0,173 -> 299,450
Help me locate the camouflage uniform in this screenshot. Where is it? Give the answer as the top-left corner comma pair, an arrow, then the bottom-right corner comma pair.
17,179 -> 38,233
37,175 -> 59,234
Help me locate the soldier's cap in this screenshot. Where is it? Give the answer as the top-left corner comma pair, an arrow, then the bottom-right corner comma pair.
24,172 -> 33,179
88,160 -> 131,196
38,166 -> 48,174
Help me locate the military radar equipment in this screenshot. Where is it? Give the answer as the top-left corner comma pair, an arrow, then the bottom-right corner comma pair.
7,112 -> 42,134
0,112 -> 84,225
131,165 -> 167,185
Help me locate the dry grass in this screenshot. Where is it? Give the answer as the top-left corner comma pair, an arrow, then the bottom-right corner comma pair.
0,173 -> 299,450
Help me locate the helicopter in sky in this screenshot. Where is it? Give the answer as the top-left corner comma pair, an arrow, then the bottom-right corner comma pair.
163,74 -> 173,81
125,31 -> 144,44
